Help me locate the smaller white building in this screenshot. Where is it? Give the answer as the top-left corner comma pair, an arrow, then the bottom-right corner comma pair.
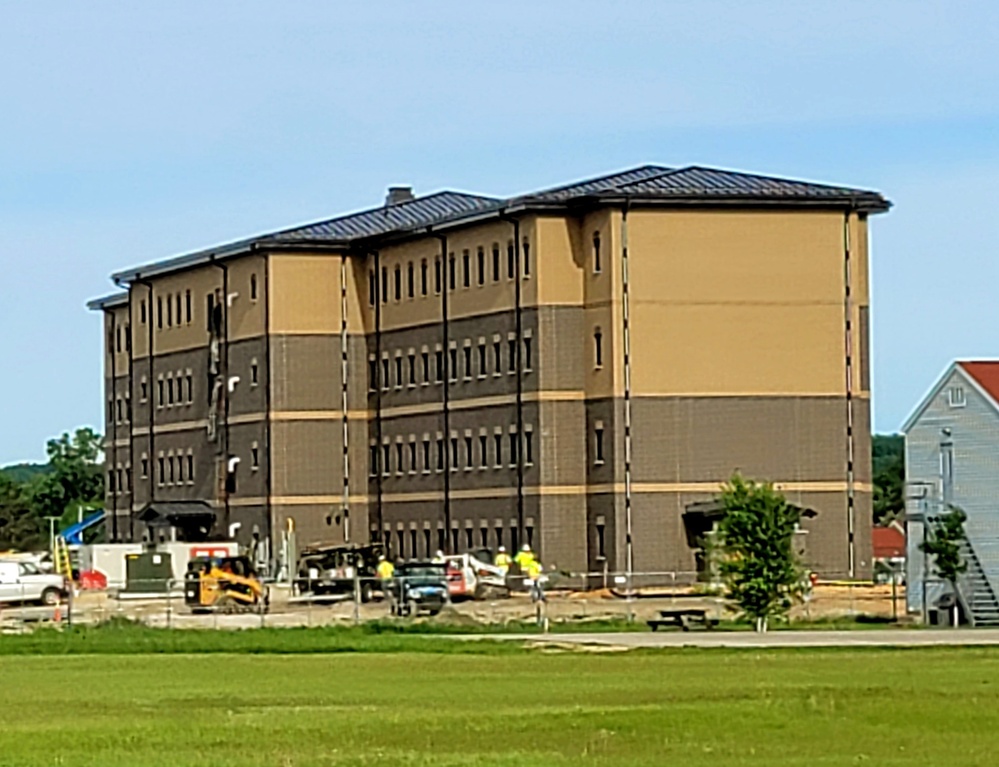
902,361 -> 999,624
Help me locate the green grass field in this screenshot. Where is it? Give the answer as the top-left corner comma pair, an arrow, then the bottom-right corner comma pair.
2,643 -> 999,766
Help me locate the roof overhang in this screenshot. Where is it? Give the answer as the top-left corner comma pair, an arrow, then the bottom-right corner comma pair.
86,292 -> 129,312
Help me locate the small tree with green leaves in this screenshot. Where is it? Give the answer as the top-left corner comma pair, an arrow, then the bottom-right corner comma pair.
920,506 -> 968,626
716,474 -> 805,632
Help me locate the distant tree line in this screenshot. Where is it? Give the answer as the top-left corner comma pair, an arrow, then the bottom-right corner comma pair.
872,434 -> 904,525
0,428 -> 104,551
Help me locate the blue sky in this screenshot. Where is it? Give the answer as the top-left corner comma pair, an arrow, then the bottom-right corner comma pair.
1,1 -> 997,464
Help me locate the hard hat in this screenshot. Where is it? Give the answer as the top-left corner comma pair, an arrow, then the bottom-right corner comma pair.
522,544 -> 530,551
498,546 -> 506,552
378,555 -> 385,561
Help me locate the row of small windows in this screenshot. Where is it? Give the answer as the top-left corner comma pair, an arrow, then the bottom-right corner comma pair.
133,274 -> 258,332
108,394 -> 132,425
154,449 -> 197,488
369,334 -> 533,391
378,521 -> 535,562
155,371 -> 195,409
107,464 -> 132,495
369,425 -> 535,478
368,240 -> 531,306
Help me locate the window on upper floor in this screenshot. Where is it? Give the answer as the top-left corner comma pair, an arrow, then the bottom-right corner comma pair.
185,289 -> 193,322
492,244 -> 501,282
381,266 -> 388,303
594,328 -> 603,368
948,386 -> 966,408
593,231 -> 602,273
157,296 -> 164,330
523,334 -> 533,372
421,351 -> 430,384
477,247 -> 485,286
140,299 -> 147,325
175,294 -> 182,326
522,238 -> 531,277
407,262 -> 414,299
249,275 -> 257,302
434,256 -> 442,294
448,253 -> 456,291
420,259 -> 428,296
594,423 -> 605,464
507,242 -> 515,279
394,265 -> 402,301
368,270 -> 376,306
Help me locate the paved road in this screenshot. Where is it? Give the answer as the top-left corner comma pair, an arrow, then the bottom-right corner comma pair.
482,628 -> 999,649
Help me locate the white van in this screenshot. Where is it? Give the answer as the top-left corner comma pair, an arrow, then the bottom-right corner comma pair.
0,560 -> 67,605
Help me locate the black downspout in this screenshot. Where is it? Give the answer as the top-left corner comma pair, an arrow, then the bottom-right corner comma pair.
498,213 -> 525,546
432,232 -> 451,551
135,278 -> 155,542
211,260 -> 231,539
263,255 -> 273,563
373,250 -> 384,545
105,308 -> 119,541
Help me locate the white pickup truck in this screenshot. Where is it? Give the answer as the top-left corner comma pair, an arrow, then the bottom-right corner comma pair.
0,560 -> 67,605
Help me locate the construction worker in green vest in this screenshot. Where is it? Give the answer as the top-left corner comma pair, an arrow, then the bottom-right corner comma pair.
494,546 -> 512,574
514,544 -> 535,573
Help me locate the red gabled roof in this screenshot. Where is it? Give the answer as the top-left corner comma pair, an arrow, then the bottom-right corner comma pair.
872,525 -> 905,560
958,361 -> 999,404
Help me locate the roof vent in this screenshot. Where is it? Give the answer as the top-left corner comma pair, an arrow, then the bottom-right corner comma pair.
385,186 -> 415,206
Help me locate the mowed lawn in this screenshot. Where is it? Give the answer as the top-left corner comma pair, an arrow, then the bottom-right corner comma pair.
1,649 -> 998,766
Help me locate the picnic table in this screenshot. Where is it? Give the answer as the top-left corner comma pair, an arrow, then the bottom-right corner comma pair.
647,607 -> 718,632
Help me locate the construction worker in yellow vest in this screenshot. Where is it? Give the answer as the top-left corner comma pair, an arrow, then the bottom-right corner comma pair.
494,546 -> 512,574
514,544 -> 534,573
525,556 -> 545,603
376,555 -> 395,581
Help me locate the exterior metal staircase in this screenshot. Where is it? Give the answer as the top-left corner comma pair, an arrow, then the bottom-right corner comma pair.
958,540 -> 999,627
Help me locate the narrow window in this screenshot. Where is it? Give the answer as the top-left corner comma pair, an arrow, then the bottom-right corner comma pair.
408,353 -> 416,386
450,437 -> 459,470
422,439 -> 431,473
381,266 -> 388,303
507,242 -> 515,279
187,453 -> 194,482
435,349 -> 444,383
495,526 -> 503,549
140,299 -> 147,324
522,238 -> 531,277
411,529 -> 418,556
185,289 -> 192,323
526,523 -> 534,548
525,428 -> 534,465
186,373 -> 194,402
524,335 -> 533,372
462,250 -> 470,288
394,265 -> 401,301
252,443 -> 260,470
596,520 -> 606,559
381,358 -> 390,391
424,529 -> 432,556
125,325 -> 131,353
108,470 -> 116,494
396,443 -> 404,475
595,425 -> 605,464
157,457 -> 165,486
479,435 -> 488,468
116,398 -> 123,423
478,343 -> 487,378
206,294 -> 214,332
249,275 -> 257,302
157,296 -> 164,330
394,356 -> 403,389
434,256 -> 442,294
594,328 -> 603,368
141,456 -> 149,479
166,294 -> 172,327
382,444 -> 391,477
368,357 -> 377,392
157,378 -> 164,408
420,259 -> 428,296
477,247 -> 485,285
465,528 -> 474,550
948,387 -> 966,408
397,529 -> 405,558
593,231 -> 602,273
116,326 -> 122,353
492,244 -> 501,282
464,436 -> 473,469
448,253 -> 456,291
436,438 -> 445,472
421,351 -> 430,384
107,398 -> 114,423
369,444 -> 378,476
407,261 -> 414,298
409,440 -> 417,474
451,528 -> 460,553
250,359 -> 258,386
369,270 -> 376,306
494,433 -> 503,467
449,347 -> 458,382
463,346 -> 472,381
508,337 -> 517,373
177,456 -> 184,483
175,294 -> 182,326
168,455 -> 175,484
167,376 -> 174,406
140,378 -> 148,402
509,430 -> 518,467
481,526 -> 489,549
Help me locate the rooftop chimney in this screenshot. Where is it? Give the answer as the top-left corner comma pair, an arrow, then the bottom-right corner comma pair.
385,186 -> 415,206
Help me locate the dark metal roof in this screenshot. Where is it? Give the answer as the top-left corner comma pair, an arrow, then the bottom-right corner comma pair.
273,191 -> 501,242
101,165 -> 889,289
520,165 -> 889,211
86,292 -> 129,311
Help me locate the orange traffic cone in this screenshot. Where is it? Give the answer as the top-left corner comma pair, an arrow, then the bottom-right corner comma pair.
53,604 -> 62,624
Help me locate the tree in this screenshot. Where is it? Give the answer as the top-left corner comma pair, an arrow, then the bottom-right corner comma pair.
715,474 -> 805,632
919,505 -> 968,626
872,434 -> 904,524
